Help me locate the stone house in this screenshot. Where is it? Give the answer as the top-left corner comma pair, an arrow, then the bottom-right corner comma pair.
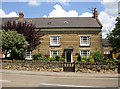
1,8 -> 103,62
102,38 -> 120,59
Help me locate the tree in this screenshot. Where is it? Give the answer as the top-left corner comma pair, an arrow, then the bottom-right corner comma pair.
1,20 -> 40,51
1,30 -> 28,59
108,17 -> 120,52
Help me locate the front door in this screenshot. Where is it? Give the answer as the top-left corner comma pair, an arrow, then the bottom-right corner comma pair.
66,51 -> 72,62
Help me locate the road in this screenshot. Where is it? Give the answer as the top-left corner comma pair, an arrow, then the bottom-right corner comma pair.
0,70 -> 119,88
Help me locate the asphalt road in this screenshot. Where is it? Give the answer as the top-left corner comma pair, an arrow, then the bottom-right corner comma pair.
0,70 -> 119,88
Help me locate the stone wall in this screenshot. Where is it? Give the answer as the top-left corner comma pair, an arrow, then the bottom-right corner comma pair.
75,62 -> 118,73
1,60 -> 63,72
1,60 -> 118,73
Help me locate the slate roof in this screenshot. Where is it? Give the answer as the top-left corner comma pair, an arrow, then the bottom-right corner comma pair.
1,17 -> 102,29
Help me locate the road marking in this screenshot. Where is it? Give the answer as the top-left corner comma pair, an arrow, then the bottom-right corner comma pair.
0,80 -> 11,82
40,83 -> 95,87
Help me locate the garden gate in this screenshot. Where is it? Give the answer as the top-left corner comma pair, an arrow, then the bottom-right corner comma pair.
63,62 -> 75,72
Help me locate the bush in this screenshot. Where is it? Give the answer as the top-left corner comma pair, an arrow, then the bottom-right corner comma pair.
92,51 -> 103,62
105,59 -> 117,64
81,57 -> 89,63
55,56 -> 60,61
89,58 -> 95,63
60,58 -> 65,62
32,53 -> 42,60
77,54 -> 81,61
48,57 -> 56,61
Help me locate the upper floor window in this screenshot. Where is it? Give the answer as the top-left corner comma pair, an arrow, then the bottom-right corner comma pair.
80,50 -> 90,57
50,36 -> 60,46
80,36 -> 90,46
50,50 -> 59,57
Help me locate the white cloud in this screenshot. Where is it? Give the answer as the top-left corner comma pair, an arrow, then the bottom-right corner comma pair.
44,4 -> 93,17
99,0 -> 118,38
79,12 -> 92,17
98,11 -> 116,38
48,4 -> 79,17
28,0 -> 40,6
57,0 -> 71,5
0,9 -> 6,17
0,9 -> 18,18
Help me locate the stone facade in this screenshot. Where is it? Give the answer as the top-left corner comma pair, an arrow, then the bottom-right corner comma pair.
33,28 -> 103,62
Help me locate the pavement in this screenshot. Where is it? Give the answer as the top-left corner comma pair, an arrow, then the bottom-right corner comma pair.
0,69 -> 119,88
0,69 -> 119,78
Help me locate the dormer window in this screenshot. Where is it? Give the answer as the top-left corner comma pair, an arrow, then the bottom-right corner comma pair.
64,21 -> 68,24
48,22 -> 51,25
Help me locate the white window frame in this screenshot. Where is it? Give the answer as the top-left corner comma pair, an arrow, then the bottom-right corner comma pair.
50,36 -> 60,46
80,36 -> 90,46
25,51 -> 32,60
50,50 -> 59,58
80,50 -> 90,57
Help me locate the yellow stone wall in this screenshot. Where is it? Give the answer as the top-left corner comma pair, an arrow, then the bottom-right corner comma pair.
33,28 -> 103,61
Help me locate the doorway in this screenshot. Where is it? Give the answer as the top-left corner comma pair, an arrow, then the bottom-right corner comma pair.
65,50 -> 73,62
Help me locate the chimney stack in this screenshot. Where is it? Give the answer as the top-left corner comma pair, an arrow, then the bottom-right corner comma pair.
93,8 -> 98,18
19,11 -> 24,19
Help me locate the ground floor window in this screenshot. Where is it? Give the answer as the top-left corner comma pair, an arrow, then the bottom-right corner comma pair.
50,50 -> 59,57
80,50 -> 90,57
25,51 -> 32,60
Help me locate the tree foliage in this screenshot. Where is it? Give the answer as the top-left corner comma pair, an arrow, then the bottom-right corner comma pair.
1,20 -> 40,51
108,17 -> 120,52
1,30 -> 28,59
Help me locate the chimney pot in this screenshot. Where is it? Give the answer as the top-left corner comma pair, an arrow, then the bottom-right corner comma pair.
93,8 -> 98,18
19,11 -> 24,19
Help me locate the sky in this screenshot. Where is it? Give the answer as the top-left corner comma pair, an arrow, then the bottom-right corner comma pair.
0,0 -> 119,38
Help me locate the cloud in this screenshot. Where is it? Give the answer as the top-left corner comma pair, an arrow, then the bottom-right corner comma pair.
98,11 -> 116,38
101,0 -> 119,16
28,0 -> 40,6
0,9 -> 18,18
79,12 -> 92,17
48,4 -> 78,17
44,4 -> 93,17
99,0 -> 118,38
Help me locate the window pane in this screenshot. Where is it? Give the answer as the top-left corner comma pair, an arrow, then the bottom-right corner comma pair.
80,36 -> 90,46
81,50 -> 90,57
50,36 -> 60,45
50,50 -> 59,57
25,51 -> 32,59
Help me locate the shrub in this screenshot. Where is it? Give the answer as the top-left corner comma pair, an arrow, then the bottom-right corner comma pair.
77,54 -> 81,61
32,53 -> 42,60
105,59 -> 117,64
89,58 -> 95,63
60,58 -> 65,62
55,56 -> 60,61
92,50 -> 103,62
48,57 -> 56,61
81,57 -> 89,63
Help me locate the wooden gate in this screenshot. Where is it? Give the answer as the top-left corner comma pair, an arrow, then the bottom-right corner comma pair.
63,62 -> 75,72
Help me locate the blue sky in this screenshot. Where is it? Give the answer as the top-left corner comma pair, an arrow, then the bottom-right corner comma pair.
0,1 -> 119,38
2,2 -> 104,18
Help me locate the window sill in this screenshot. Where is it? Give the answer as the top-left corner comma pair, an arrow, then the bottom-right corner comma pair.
50,44 -> 60,47
50,45 -> 60,47
25,58 -> 32,60
80,45 -> 90,47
